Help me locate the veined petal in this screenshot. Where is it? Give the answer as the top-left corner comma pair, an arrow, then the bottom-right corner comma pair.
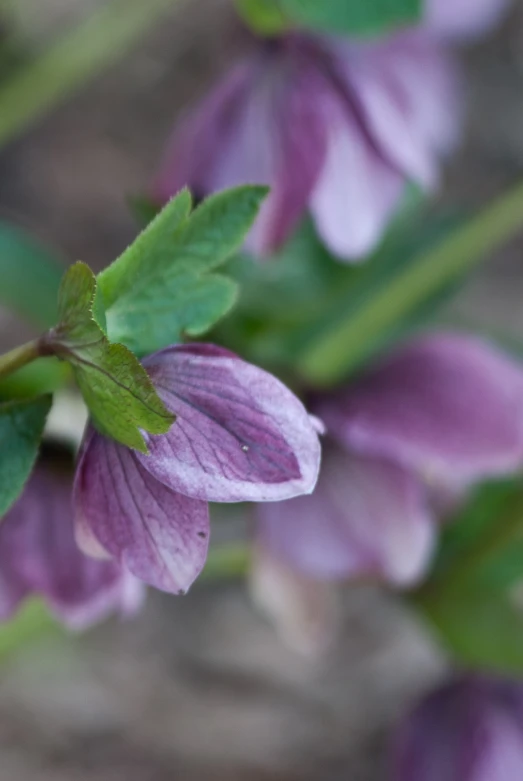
138,345 -> 321,502
0,456 -> 140,629
74,431 -> 209,594
309,87 -> 404,261
202,54 -> 327,256
257,444 -> 434,586
318,334 -> 523,485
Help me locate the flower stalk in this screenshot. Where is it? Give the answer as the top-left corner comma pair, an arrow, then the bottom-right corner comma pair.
0,339 -> 42,381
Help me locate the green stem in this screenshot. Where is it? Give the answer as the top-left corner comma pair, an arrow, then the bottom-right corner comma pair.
0,339 -> 42,381
200,542 -> 251,583
297,180 -> 523,386
0,0 -> 180,149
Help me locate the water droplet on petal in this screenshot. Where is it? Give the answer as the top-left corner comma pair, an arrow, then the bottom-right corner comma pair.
241,444 -> 249,452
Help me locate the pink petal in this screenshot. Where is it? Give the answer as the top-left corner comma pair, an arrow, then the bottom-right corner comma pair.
309,86 -> 405,260
337,32 -> 461,186
151,61 -> 256,202
425,0 -> 512,40
257,444 -> 434,586
138,345 -> 321,503
74,432 -> 209,594
393,676 -> 523,781
317,334 -> 523,485
0,458 -> 141,629
152,50 -> 327,256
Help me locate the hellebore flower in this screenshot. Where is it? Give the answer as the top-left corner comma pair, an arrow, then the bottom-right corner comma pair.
257,334 -> 523,586
151,31 -> 459,261
75,344 -> 321,594
425,0 -> 512,40
0,449 -> 143,629
392,675 -> 523,781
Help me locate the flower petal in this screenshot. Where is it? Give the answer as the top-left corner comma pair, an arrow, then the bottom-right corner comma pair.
392,676 -> 523,781
309,87 -> 404,260
138,345 -> 321,503
74,432 -> 209,594
337,32 -> 460,186
317,334 -> 523,484
425,0 -> 512,40
151,61 -> 256,202
0,455 -> 140,629
257,444 -> 434,586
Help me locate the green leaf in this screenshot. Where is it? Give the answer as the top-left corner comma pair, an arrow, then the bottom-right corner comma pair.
98,186 -> 269,355
0,221 -> 64,327
236,0 -> 421,35
413,479 -> 523,673
49,262 -> 174,453
297,179 -> 523,386
417,587 -> 523,675
0,395 -> 52,517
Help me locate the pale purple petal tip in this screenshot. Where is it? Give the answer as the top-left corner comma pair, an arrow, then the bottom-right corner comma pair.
139,345 -> 322,503
392,675 -> 523,781
74,431 -> 210,595
257,444 -> 434,587
317,334 -> 523,485
0,457 -> 136,630
425,0 -> 512,40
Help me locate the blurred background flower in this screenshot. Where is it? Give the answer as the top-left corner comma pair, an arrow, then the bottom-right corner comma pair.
392,674 -> 523,780
0,446 -> 144,630
257,333 -> 523,587
152,29 -> 460,260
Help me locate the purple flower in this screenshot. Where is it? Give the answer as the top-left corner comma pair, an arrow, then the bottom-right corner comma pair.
425,0 -> 512,40
257,334 -> 523,586
74,344 -> 321,594
392,675 -> 523,780
151,31 -> 459,261
0,449 -> 143,630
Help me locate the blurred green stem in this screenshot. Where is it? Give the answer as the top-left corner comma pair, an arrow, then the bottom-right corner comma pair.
0,339 -> 41,380
298,180 -> 523,386
201,542 -> 251,583
0,0 -> 180,149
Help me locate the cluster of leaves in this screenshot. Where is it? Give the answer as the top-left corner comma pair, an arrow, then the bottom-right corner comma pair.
0,186 -> 267,514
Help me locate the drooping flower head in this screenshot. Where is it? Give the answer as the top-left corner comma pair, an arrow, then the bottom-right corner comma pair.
425,0 -> 512,40
392,675 -> 523,780
257,334 -> 523,586
0,446 -> 143,629
75,344 -> 322,594
152,30 -> 460,261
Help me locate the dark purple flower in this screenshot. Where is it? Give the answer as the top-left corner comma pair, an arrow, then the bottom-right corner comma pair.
425,0 -> 512,40
75,344 -> 321,594
151,31 -> 459,261
392,675 -> 523,781
0,449 -> 143,629
257,334 -> 523,586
